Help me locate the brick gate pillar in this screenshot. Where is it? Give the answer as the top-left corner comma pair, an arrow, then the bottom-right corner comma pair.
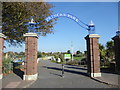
0,33 -> 5,79
23,33 -> 38,80
112,35 -> 120,74
85,34 -> 101,77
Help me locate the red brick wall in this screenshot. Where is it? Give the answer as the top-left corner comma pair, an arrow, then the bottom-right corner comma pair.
85,35 -> 100,75
24,36 -> 38,75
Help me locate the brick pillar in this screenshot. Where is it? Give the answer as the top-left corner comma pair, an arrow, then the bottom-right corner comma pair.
112,36 -> 120,74
23,33 -> 38,80
85,34 -> 101,77
0,33 -> 5,79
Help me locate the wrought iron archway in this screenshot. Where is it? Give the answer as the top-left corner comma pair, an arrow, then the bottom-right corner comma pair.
25,13 -> 95,34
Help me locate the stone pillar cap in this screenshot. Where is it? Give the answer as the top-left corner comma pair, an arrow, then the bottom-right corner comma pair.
0,33 -> 6,38
85,34 -> 100,39
23,33 -> 38,38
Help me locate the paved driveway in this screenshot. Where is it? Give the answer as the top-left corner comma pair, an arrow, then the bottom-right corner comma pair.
28,60 -> 110,88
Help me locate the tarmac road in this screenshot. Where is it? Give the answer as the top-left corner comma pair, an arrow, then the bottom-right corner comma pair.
28,60 -> 110,88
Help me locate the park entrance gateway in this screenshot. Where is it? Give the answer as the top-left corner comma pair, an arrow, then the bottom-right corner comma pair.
3,13 -> 119,80
22,13 -> 101,80
0,13 -> 102,81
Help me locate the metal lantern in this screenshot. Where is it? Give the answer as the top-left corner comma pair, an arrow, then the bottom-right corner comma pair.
26,18 -> 38,33
88,20 -> 95,34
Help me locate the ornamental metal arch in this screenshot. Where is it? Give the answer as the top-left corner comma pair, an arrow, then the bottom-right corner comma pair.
25,13 -> 96,34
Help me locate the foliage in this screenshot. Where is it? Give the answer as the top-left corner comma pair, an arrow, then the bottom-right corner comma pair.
66,60 -> 79,65
6,51 -> 15,58
99,43 -> 106,60
67,50 -> 71,54
99,41 -> 115,68
4,51 -> 25,60
2,2 -> 56,46
38,51 -> 42,58
41,52 -> 53,57
106,41 -> 115,61
2,57 -> 13,74
100,60 -> 111,68
19,52 -> 25,56
76,50 -> 81,54
73,56 -> 84,61
73,51 -> 84,61
99,41 -> 115,61
74,54 -> 83,57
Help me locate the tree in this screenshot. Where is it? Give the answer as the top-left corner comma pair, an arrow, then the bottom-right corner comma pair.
2,2 -> 56,46
74,50 -> 81,57
38,51 -> 42,58
76,50 -> 81,54
99,43 -> 106,60
106,41 -> 115,61
19,52 -> 25,56
67,50 -> 71,54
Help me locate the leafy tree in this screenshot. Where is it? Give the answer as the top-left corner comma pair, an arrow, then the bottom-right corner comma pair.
99,41 -> 115,68
99,43 -> 106,60
76,50 -> 81,54
19,52 -> 25,55
106,41 -> 115,61
67,50 -> 71,54
38,51 -> 42,58
74,50 -> 84,58
2,2 -> 56,46
41,52 -> 47,57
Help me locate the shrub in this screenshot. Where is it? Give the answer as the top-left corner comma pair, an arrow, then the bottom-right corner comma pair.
66,60 -> 79,65
2,58 -> 13,74
100,59 -> 110,68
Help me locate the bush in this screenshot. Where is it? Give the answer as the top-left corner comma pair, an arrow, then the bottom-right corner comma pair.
66,60 -> 79,65
38,52 -> 42,58
2,58 -> 13,74
100,59 -> 110,68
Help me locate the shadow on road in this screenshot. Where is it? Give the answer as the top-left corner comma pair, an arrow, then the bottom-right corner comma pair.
13,68 -> 24,80
50,72 -> 62,77
13,63 -> 24,80
65,65 -> 87,70
47,66 -> 88,77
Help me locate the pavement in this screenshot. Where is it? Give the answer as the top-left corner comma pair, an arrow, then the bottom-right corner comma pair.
2,59 -> 120,88
2,73 -> 35,89
92,72 -> 120,88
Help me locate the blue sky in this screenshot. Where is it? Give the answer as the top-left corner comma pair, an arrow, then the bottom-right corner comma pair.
4,2 -> 118,53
